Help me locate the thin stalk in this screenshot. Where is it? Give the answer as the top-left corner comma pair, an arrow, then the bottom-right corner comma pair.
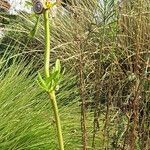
43,9 -> 64,150
49,91 -> 64,150
43,10 -> 50,78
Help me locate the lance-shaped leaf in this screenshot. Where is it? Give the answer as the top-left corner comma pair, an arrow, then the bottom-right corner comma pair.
29,16 -> 40,38
55,59 -> 61,72
37,72 -> 48,91
37,60 -> 62,92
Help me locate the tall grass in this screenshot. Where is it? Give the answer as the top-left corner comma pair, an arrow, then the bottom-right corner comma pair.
0,56 -> 88,149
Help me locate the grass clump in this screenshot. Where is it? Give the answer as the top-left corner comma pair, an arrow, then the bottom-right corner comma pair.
0,59 -> 51,149
0,58 -> 83,150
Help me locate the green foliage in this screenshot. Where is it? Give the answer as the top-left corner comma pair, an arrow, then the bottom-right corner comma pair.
37,59 -> 61,92
29,15 -> 40,38
0,60 -> 50,149
0,58 -> 81,150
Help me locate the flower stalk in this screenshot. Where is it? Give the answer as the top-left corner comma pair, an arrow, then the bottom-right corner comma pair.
43,9 -> 64,150
32,0 -> 64,149
43,9 -> 50,78
49,91 -> 64,150
43,7 -> 64,150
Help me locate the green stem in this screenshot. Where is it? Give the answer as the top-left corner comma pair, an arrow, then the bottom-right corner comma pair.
43,9 -> 50,78
43,9 -> 64,150
49,91 -> 64,150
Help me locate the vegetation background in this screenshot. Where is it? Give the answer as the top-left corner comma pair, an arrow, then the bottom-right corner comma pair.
0,0 -> 150,149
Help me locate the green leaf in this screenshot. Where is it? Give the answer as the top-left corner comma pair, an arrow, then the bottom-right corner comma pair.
37,72 -> 48,91
48,79 -> 55,92
45,76 -> 53,90
37,60 -> 62,92
55,59 -> 61,72
29,16 -> 40,38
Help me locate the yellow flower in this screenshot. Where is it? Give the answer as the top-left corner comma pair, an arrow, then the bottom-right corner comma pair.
45,1 -> 57,9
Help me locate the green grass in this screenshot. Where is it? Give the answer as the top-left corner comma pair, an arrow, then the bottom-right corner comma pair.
0,58 -> 112,150
0,58 -> 82,150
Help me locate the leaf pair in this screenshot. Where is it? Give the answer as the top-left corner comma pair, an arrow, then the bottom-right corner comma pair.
37,59 -> 61,92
